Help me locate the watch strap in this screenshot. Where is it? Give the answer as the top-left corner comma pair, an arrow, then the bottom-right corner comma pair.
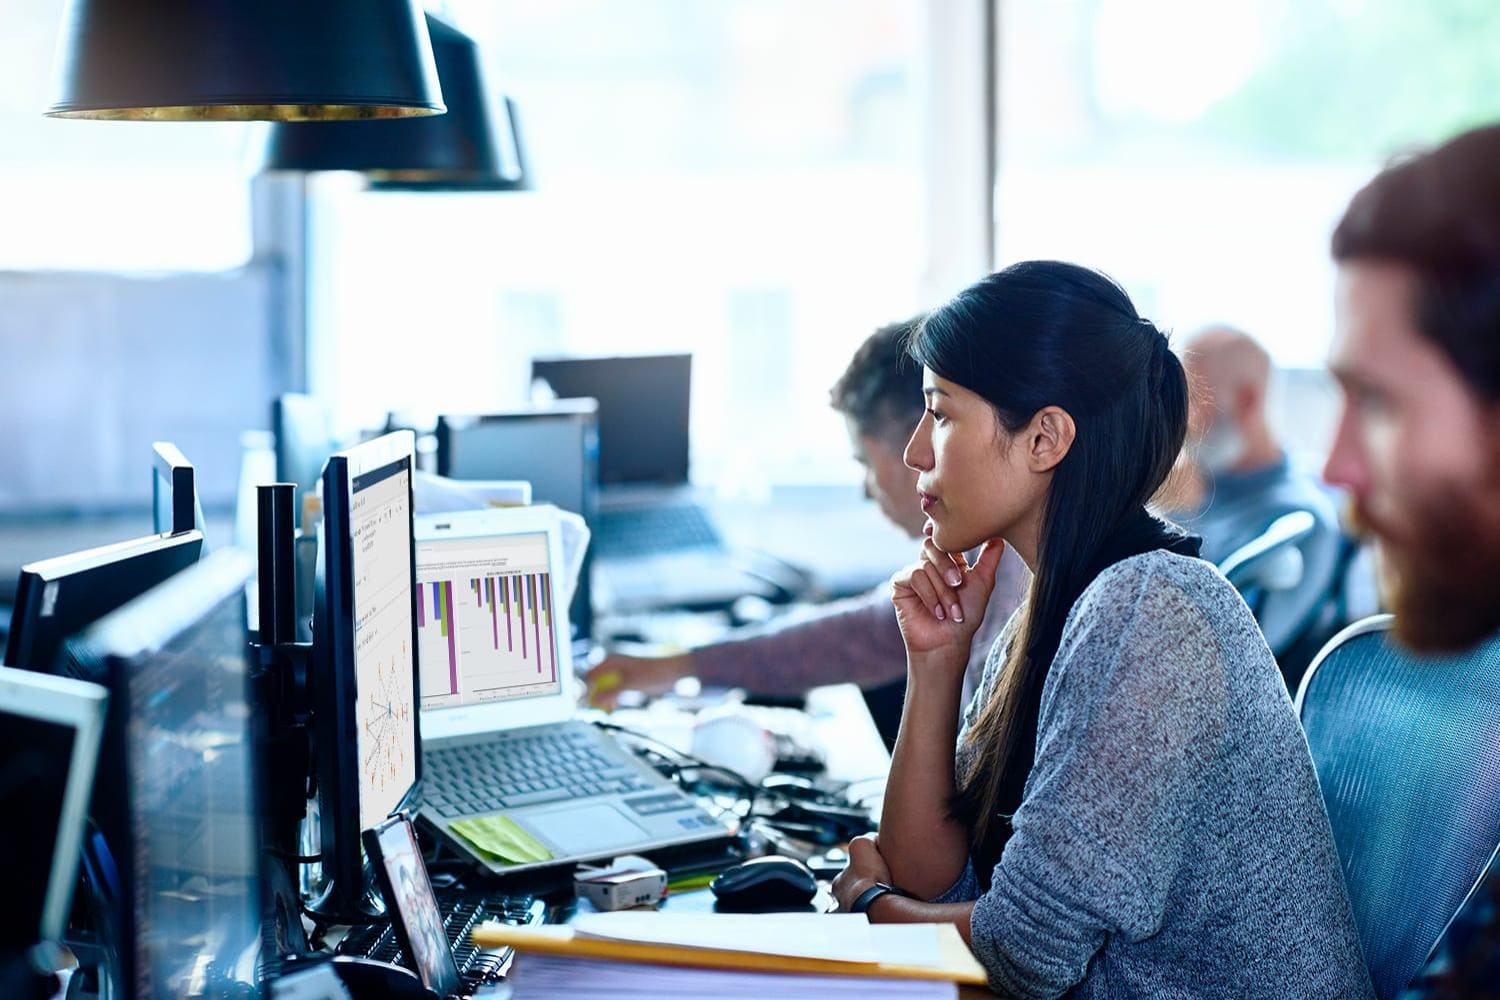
850,881 -> 911,914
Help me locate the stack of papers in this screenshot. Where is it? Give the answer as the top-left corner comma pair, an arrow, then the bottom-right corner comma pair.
472,911 -> 986,997
575,912 -> 884,963
505,955 -> 959,998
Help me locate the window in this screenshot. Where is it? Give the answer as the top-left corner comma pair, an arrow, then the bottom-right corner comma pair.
993,0 -> 1500,368
0,3 -> 263,514
309,0 -> 950,489
0,0 -> 253,272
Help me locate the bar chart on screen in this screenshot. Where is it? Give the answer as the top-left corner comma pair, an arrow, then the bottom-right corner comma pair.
416,531 -> 562,710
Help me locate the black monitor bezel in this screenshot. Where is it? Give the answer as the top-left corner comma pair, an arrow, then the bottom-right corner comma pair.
315,431 -> 423,916
150,441 -> 201,536
5,530 -> 205,672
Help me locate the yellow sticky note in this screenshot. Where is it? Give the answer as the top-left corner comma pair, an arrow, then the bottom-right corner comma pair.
449,813 -> 554,865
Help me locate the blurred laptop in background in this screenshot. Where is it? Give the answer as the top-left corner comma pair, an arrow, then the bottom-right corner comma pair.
530,354 -> 781,612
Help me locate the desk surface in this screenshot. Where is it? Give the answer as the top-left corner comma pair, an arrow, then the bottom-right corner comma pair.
498,685 -> 963,991
605,682 -> 890,811
803,683 -> 891,786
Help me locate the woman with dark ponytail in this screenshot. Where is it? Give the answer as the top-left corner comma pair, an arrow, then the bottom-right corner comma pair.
831,262 -> 1372,998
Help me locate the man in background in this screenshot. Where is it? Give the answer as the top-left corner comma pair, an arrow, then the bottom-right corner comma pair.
1170,324 -> 1344,674
587,319 -> 1029,738
1321,123 -> 1500,996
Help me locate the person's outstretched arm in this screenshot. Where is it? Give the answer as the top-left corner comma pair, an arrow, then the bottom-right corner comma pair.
586,586 -> 906,707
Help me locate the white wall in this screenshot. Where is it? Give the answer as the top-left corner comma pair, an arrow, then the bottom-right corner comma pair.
0,267 -> 277,513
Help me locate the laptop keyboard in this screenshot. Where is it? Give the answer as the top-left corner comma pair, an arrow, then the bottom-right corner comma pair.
340,890 -> 545,985
424,728 -> 656,817
595,503 -> 724,559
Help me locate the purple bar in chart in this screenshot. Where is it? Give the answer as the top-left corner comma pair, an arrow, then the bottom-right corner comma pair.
418,580 -> 459,696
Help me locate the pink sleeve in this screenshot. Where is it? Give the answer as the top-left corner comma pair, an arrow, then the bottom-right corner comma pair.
689,587 -> 907,696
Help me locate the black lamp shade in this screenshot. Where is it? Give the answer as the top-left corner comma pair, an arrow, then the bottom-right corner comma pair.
263,15 -> 530,191
47,0 -> 444,121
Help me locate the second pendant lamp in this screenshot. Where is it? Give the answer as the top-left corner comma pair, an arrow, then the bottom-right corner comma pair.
263,14 -> 530,191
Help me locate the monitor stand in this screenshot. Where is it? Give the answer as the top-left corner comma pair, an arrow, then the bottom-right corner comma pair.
304,871 -> 386,926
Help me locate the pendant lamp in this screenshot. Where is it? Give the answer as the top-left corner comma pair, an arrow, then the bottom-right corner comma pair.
263,14 -> 530,191
48,0 -> 444,121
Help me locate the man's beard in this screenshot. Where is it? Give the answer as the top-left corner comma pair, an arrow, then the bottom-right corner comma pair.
1352,480 -> 1500,653
1186,416 -> 1246,476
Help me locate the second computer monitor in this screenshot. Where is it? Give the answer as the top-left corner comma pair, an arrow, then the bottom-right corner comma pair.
59,548 -> 263,999
314,430 -> 421,917
5,530 -> 205,672
151,442 -> 206,537
435,401 -> 599,522
434,403 -> 599,640
531,354 -> 691,487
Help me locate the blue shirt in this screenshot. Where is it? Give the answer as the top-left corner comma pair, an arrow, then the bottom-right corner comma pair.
1178,453 -> 1343,656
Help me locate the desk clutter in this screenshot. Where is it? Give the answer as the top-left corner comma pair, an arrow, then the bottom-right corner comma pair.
0,426 -> 972,999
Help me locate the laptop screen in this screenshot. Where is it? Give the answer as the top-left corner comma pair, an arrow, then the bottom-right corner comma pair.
415,530 -> 562,712
531,354 -> 691,487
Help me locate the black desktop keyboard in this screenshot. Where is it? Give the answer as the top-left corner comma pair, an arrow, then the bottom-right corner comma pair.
595,503 -> 724,559
424,728 -> 655,817
339,890 -> 545,985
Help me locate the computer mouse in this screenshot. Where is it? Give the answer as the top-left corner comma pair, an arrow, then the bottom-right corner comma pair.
709,854 -> 818,910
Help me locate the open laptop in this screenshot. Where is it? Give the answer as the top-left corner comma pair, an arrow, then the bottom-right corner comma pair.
412,506 -> 729,876
530,354 -> 777,611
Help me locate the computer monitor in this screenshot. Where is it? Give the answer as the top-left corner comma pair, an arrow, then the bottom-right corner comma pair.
313,430 -> 421,920
60,548 -> 263,999
435,401 -> 598,520
434,402 -> 598,640
0,667 -> 107,950
151,441 -> 206,536
4,530 -> 205,672
531,354 -> 691,486
273,393 -> 338,501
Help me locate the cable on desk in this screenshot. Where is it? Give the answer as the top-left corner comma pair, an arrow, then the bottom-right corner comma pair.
590,719 -> 880,848
590,719 -> 761,819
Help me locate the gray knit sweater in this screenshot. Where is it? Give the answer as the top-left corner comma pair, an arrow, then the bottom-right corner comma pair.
933,550 -> 1373,999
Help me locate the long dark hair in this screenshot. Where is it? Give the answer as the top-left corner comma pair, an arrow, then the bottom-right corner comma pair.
908,260 -> 1191,879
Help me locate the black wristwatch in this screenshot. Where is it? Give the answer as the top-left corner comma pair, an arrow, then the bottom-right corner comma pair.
850,881 -> 913,914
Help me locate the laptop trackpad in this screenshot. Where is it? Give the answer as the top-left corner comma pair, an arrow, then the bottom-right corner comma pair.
520,804 -> 650,856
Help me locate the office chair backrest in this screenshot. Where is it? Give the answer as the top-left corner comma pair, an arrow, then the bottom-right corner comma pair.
1218,509 -> 1317,591
1294,615 -> 1500,998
